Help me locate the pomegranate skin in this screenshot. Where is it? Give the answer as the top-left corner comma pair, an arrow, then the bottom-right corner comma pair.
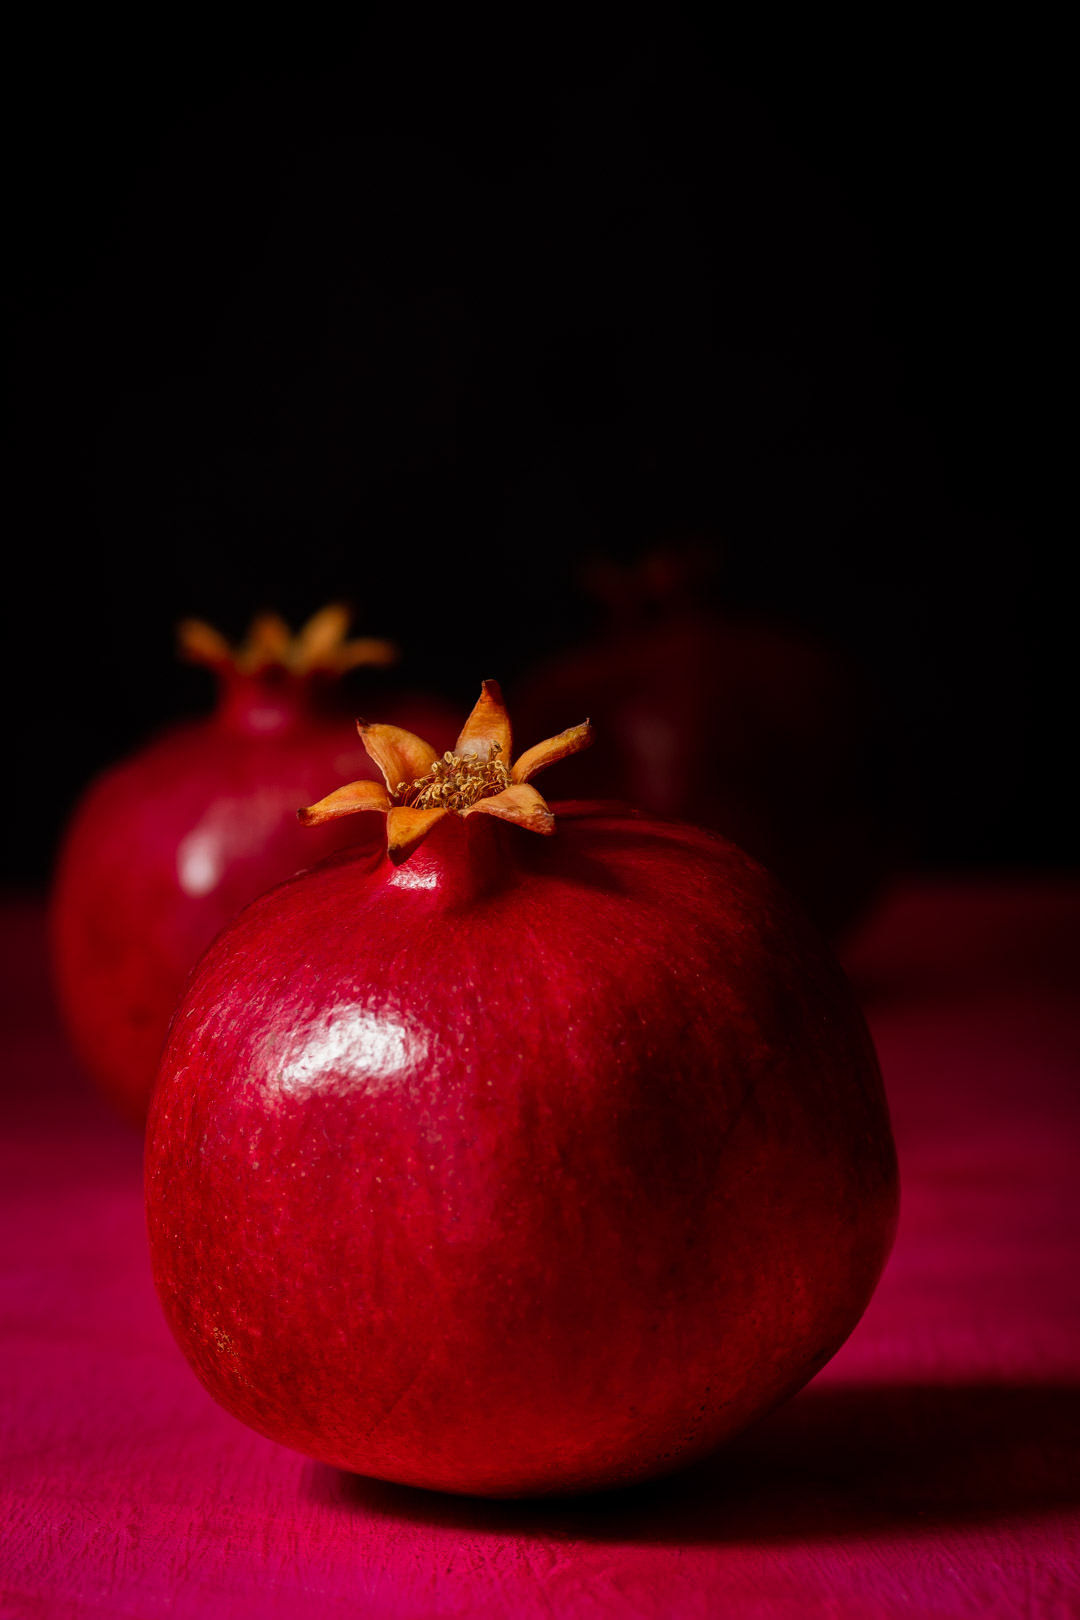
146,806 -> 898,1497
52,678 -> 457,1123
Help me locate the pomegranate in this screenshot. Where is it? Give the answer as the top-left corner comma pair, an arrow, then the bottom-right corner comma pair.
52,606 -> 458,1124
512,548 -> 901,937
146,681 -> 898,1497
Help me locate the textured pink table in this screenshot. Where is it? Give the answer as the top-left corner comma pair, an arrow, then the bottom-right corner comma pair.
2,881 -> 1079,1618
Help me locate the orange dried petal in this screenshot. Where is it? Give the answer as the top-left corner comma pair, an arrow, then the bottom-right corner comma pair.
177,619 -> 233,669
511,720 -> 593,784
293,604 -> 351,669
359,723 -> 439,793
239,614 -> 293,672
386,805 -> 447,864
297,779 -> 390,826
460,782 -> 555,835
454,680 -> 512,764
334,638 -> 397,672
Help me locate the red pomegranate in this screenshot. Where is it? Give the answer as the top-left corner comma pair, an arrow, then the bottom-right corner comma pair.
52,606 -> 458,1124
146,682 -> 898,1497
512,548 -> 902,937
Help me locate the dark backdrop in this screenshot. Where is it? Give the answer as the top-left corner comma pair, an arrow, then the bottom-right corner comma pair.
8,18 -> 1069,884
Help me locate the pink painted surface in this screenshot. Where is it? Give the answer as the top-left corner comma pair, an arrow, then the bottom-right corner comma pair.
2,880 -> 1079,1617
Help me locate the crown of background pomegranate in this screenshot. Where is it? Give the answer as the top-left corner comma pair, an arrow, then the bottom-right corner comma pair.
179,603 -> 396,676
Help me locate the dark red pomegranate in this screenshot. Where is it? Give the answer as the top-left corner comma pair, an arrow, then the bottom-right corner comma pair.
512,550 -> 902,937
146,682 -> 898,1498
52,607 -> 458,1124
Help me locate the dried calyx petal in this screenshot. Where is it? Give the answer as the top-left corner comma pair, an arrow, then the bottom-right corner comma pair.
296,779 -> 390,828
179,605 -> 396,677
454,679 -> 512,764
298,682 -> 593,864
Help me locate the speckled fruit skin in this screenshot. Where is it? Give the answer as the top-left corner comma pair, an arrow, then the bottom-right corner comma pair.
52,675 -> 457,1124
146,804 -> 898,1498
513,611 -> 901,938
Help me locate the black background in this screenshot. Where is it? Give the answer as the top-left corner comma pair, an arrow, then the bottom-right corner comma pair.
9,16 -> 1070,886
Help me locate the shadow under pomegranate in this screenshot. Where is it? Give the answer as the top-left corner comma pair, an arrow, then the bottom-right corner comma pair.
307,1381 -> 1080,1540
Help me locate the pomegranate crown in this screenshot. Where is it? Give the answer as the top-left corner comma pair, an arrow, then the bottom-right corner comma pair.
298,680 -> 593,865
178,604 -> 396,677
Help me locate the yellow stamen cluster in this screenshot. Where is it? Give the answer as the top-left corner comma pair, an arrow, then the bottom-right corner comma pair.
396,745 -> 512,813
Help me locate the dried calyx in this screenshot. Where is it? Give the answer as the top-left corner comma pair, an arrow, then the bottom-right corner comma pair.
178,604 -> 396,677
299,680 -> 592,865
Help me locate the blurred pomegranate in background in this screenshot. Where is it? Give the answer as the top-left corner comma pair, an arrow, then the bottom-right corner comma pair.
512,547 -> 903,937
52,606 -> 459,1124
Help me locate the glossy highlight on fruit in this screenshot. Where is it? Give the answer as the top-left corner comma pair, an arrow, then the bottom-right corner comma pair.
146,684 -> 899,1497
52,606 -> 457,1123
